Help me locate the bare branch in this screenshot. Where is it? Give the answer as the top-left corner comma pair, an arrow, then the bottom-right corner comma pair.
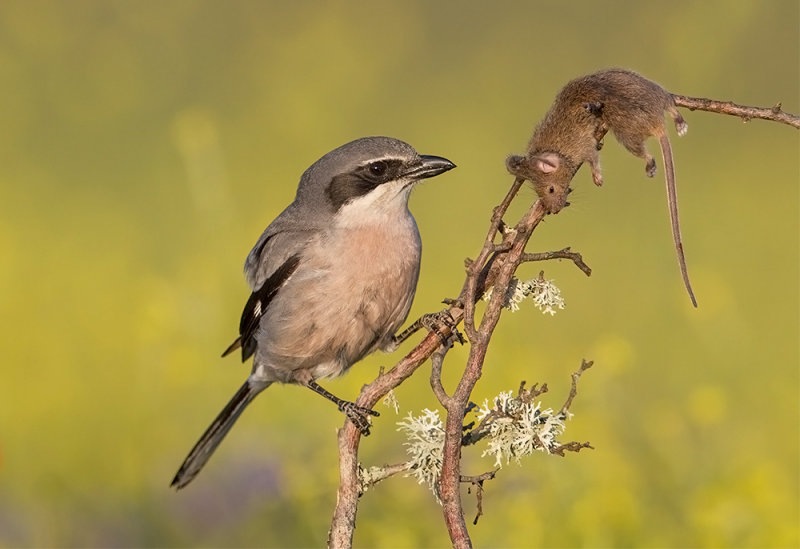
549,441 -> 594,457
328,328 -> 454,549
673,94 -> 800,129
460,469 -> 499,486
520,247 -> 592,277
430,343 -> 453,407
360,461 -> 411,492
460,469 -> 499,525
517,379 -> 549,402
462,177 -> 526,342
559,359 -> 594,417
439,198 -> 548,548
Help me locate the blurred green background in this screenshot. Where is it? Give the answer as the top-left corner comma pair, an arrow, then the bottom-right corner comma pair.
1,1 -> 797,547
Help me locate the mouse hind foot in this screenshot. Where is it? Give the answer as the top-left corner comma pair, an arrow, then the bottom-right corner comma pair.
670,108 -> 688,137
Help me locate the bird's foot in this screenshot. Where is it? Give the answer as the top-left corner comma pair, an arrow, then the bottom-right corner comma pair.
338,400 -> 380,436
420,310 -> 466,347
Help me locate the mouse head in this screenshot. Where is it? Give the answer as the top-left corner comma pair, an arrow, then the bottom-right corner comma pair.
506,152 -> 572,213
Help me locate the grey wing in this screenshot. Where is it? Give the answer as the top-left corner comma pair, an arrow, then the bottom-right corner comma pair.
221,251 -> 301,361
223,215 -> 317,361
243,202 -> 318,290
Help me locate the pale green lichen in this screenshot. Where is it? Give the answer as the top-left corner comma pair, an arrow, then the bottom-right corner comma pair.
396,409 -> 445,502
482,276 -> 565,315
476,391 -> 566,468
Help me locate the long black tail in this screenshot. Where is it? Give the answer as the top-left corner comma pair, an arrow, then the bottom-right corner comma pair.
171,379 -> 271,489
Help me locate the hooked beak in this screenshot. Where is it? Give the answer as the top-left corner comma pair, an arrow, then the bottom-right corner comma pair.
405,155 -> 456,181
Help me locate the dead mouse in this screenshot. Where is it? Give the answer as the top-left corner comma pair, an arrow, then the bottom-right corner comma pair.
507,68 -> 696,307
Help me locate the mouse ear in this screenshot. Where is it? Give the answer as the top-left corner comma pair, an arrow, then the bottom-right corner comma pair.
532,152 -> 560,174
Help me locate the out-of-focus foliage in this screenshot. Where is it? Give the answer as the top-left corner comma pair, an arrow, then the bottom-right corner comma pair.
1,1 -> 797,547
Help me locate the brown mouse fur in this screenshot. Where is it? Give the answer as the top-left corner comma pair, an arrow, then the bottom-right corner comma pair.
507,68 -> 696,306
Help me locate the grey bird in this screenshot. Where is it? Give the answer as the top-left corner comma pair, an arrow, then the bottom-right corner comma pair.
171,136 -> 455,489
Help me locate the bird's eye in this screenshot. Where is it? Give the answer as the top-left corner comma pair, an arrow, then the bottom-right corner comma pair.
368,161 -> 388,177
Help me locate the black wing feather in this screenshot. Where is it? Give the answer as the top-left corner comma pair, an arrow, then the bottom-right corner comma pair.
221,254 -> 301,361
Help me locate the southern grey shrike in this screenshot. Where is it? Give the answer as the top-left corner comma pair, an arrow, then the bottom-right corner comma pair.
171,136 -> 455,489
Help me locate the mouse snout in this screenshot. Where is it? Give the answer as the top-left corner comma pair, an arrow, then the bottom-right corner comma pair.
532,178 -> 569,214
541,189 -> 569,214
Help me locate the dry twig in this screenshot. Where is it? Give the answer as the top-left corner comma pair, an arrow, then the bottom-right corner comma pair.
460,470 -> 499,525
673,95 -> 800,129
560,359 -> 594,417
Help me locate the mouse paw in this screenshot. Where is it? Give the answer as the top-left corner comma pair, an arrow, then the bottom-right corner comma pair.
583,101 -> 604,116
645,158 -> 657,178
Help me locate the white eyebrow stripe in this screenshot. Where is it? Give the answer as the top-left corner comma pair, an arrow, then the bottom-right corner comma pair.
356,155 -> 405,167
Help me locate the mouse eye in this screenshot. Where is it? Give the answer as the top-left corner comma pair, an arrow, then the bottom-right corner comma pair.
548,185 -> 555,194
368,161 -> 388,177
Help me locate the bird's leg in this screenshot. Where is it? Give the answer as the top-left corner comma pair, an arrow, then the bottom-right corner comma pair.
305,380 -> 379,436
392,310 -> 465,348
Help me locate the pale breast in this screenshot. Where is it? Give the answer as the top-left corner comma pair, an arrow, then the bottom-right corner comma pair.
252,212 -> 422,383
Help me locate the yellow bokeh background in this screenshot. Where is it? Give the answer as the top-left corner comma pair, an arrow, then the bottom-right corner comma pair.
1,1 -> 797,547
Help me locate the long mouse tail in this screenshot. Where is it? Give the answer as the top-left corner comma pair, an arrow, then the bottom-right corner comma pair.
171,378 -> 271,489
659,133 -> 698,308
